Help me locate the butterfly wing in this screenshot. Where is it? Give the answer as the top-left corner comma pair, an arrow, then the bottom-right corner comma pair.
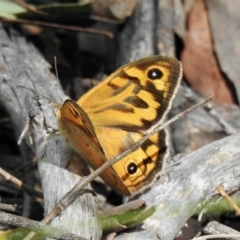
57,100 -> 131,196
78,56 -> 182,130
77,56 -> 182,195
93,126 -> 168,194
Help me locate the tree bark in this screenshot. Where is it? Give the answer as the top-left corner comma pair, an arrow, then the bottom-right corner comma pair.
118,0 -> 155,65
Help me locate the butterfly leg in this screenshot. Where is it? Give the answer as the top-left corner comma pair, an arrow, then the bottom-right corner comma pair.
46,131 -> 61,137
18,119 -> 33,145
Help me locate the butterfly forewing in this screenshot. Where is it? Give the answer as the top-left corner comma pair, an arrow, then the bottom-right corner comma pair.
57,100 -> 131,196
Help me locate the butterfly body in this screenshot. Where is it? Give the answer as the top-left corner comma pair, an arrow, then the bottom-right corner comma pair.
57,56 -> 182,196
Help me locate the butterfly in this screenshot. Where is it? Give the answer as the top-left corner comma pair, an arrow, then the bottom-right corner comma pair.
56,56 -> 182,196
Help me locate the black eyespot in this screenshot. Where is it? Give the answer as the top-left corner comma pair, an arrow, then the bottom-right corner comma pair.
127,162 -> 138,174
147,68 -> 163,80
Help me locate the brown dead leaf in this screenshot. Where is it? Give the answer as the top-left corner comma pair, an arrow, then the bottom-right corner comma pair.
181,0 -> 234,104
206,0 -> 240,103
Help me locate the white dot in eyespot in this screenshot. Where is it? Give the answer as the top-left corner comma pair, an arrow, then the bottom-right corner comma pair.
151,71 -> 158,78
148,68 -> 163,80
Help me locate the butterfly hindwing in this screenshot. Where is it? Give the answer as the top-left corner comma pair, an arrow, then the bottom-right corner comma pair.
94,126 -> 168,194
57,100 -> 131,196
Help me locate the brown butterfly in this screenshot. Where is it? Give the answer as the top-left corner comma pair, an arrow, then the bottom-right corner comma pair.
56,56 -> 182,196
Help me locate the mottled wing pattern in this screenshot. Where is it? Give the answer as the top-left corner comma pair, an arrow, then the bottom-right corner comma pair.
77,56 -> 182,195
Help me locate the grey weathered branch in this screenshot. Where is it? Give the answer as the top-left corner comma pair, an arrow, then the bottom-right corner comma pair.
203,221 -> 240,237
118,0 -> 155,65
0,23 -> 101,239
115,134 -> 240,240
0,210 -> 86,240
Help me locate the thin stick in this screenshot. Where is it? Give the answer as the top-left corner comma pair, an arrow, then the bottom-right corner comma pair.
54,57 -> 59,81
42,96 -> 213,224
0,210 -> 85,240
217,185 -> 240,215
1,17 -> 114,39
0,167 -> 43,198
13,0 -> 45,15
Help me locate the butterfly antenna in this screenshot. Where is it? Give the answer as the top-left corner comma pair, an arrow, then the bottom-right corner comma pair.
54,56 -> 59,82
18,58 -> 62,110
17,86 -> 56,103
54,56 -> 61,103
